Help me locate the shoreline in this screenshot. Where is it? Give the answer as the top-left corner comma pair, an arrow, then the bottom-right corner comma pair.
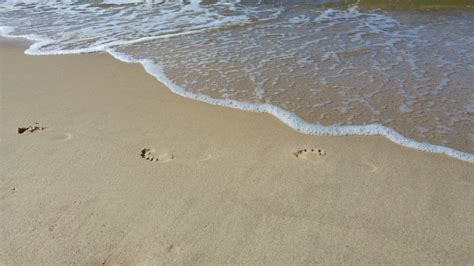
1,41 -> 473,263
1,30 -> 472,163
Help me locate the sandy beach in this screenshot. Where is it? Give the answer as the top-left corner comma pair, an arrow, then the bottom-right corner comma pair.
1,42 -> 473,264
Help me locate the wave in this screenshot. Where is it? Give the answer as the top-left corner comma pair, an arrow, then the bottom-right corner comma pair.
1,1 -> 473,163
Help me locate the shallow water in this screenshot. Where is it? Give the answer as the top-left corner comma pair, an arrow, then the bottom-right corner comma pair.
1,0 -> 473,160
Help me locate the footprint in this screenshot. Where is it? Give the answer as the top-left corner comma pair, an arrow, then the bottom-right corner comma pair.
292,148 -> 326,159
141,148 -> 174,163
18,122 -> 47,135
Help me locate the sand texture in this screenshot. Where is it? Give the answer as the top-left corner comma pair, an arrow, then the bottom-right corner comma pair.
1,43 -> 473,264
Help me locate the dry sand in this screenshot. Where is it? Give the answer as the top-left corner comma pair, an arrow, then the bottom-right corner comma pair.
1,42 -> 473,264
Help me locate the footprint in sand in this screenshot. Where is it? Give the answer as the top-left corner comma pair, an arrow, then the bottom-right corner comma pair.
293,148 -> 326,159
140,148 -> 174,163
18,122 -> 47,135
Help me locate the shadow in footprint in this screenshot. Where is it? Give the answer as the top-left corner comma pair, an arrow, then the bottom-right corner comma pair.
18,122 -> 47,135
141,148 -> 174,163
293,148 -> 326,159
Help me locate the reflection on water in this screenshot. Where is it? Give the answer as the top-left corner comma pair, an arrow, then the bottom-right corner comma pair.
0,0 -> 473,158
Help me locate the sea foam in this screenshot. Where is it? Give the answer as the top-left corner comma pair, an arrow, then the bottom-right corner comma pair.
1,0 -> 473,163
105,48 -> 474,163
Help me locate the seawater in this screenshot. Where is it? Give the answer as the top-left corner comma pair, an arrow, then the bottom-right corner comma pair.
1,0 -> 473,162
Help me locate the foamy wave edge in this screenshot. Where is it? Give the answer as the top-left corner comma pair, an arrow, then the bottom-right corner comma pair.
1,25 -> 473,163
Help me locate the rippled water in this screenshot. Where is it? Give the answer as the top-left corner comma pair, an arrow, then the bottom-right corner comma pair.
1,0 -> 473,161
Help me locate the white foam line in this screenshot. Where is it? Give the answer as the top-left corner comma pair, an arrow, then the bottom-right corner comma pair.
1,26 -> 473,163
0,25 -> 229,55
105,48 -> 474,163
18,10 -> 282,55
29,29 -> 211,55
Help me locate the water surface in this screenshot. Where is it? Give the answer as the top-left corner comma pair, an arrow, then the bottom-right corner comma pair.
1,0 -> 473,160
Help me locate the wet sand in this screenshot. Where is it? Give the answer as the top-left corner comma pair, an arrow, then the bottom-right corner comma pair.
0,42 -> 473,264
